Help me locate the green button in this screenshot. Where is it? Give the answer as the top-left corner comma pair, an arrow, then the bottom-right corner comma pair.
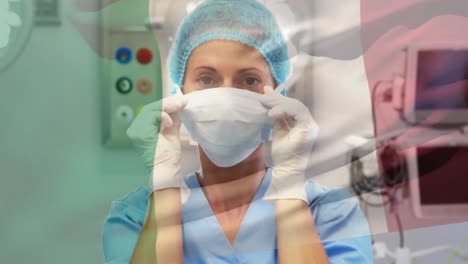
116,77 -> 133,94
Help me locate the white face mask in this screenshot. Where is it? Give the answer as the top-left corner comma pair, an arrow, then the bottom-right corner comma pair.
179,88 -> 272,168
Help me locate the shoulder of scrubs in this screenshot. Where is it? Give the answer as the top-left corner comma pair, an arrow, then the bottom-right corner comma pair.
102,187 -> 150,264
305,180 -> 374,263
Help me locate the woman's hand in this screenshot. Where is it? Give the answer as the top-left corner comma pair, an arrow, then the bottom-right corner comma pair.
260,86 -> 319,202
128,95 -> 186,263
127,94 -> 188,191
261,87 -> 328,263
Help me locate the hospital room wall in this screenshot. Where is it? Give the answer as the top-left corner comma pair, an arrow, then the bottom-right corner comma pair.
0,1 -> 149,263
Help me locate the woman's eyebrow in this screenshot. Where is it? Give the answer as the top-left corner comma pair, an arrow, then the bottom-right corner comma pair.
193,66 -> 217,72
238,67 -> 264,73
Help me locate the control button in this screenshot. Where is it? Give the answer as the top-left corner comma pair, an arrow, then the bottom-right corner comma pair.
116,77 -> 133,94
136,48 -> 153,65
136,78 -> 153,95
135,105 -> 144,117
115,105 -> 134,125
115,47 -> 133,64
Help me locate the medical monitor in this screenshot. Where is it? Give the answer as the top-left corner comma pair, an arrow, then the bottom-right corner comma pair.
407,137 -> 468,218
404,42 -> 468,124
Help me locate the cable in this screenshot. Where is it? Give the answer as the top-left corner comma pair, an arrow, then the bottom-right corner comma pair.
394,212 -> 404,248
389,193 -> 404,248
355,192 -> 390,207
447,238 -> 468,264
349,144 -> 406,198
349,143 -> 406,252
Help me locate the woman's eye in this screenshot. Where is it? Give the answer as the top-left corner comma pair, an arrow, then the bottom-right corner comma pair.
244,77 -> 260,86
199,76 -> 215,86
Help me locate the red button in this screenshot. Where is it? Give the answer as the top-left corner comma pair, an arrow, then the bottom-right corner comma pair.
136,48 -> 153,65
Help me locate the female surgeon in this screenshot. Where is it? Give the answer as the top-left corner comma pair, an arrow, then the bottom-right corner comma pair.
102,0 -> 373,263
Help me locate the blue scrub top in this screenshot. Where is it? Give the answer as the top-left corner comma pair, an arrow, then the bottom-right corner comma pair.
102,169 -> 373,263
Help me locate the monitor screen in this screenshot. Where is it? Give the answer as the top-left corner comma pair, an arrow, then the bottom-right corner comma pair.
415,50 -> 468,110
416,146 -> 468,205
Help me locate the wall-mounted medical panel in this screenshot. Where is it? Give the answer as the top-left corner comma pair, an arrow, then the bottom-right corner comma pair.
102,28 -> 162,147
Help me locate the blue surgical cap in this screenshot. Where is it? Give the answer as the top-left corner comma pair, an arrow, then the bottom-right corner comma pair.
168,0 -> 291,91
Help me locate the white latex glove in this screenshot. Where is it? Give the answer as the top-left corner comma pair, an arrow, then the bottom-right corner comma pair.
127,93 -> 188,192
260,86 -> 319,202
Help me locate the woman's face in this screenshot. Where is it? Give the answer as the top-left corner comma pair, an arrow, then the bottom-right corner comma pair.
182,40 -> 276,94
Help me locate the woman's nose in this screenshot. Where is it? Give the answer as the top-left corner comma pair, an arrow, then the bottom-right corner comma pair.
222,79 -> 235,88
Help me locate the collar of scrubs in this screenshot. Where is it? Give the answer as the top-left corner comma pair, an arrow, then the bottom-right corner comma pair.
181,168 -> 278,262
